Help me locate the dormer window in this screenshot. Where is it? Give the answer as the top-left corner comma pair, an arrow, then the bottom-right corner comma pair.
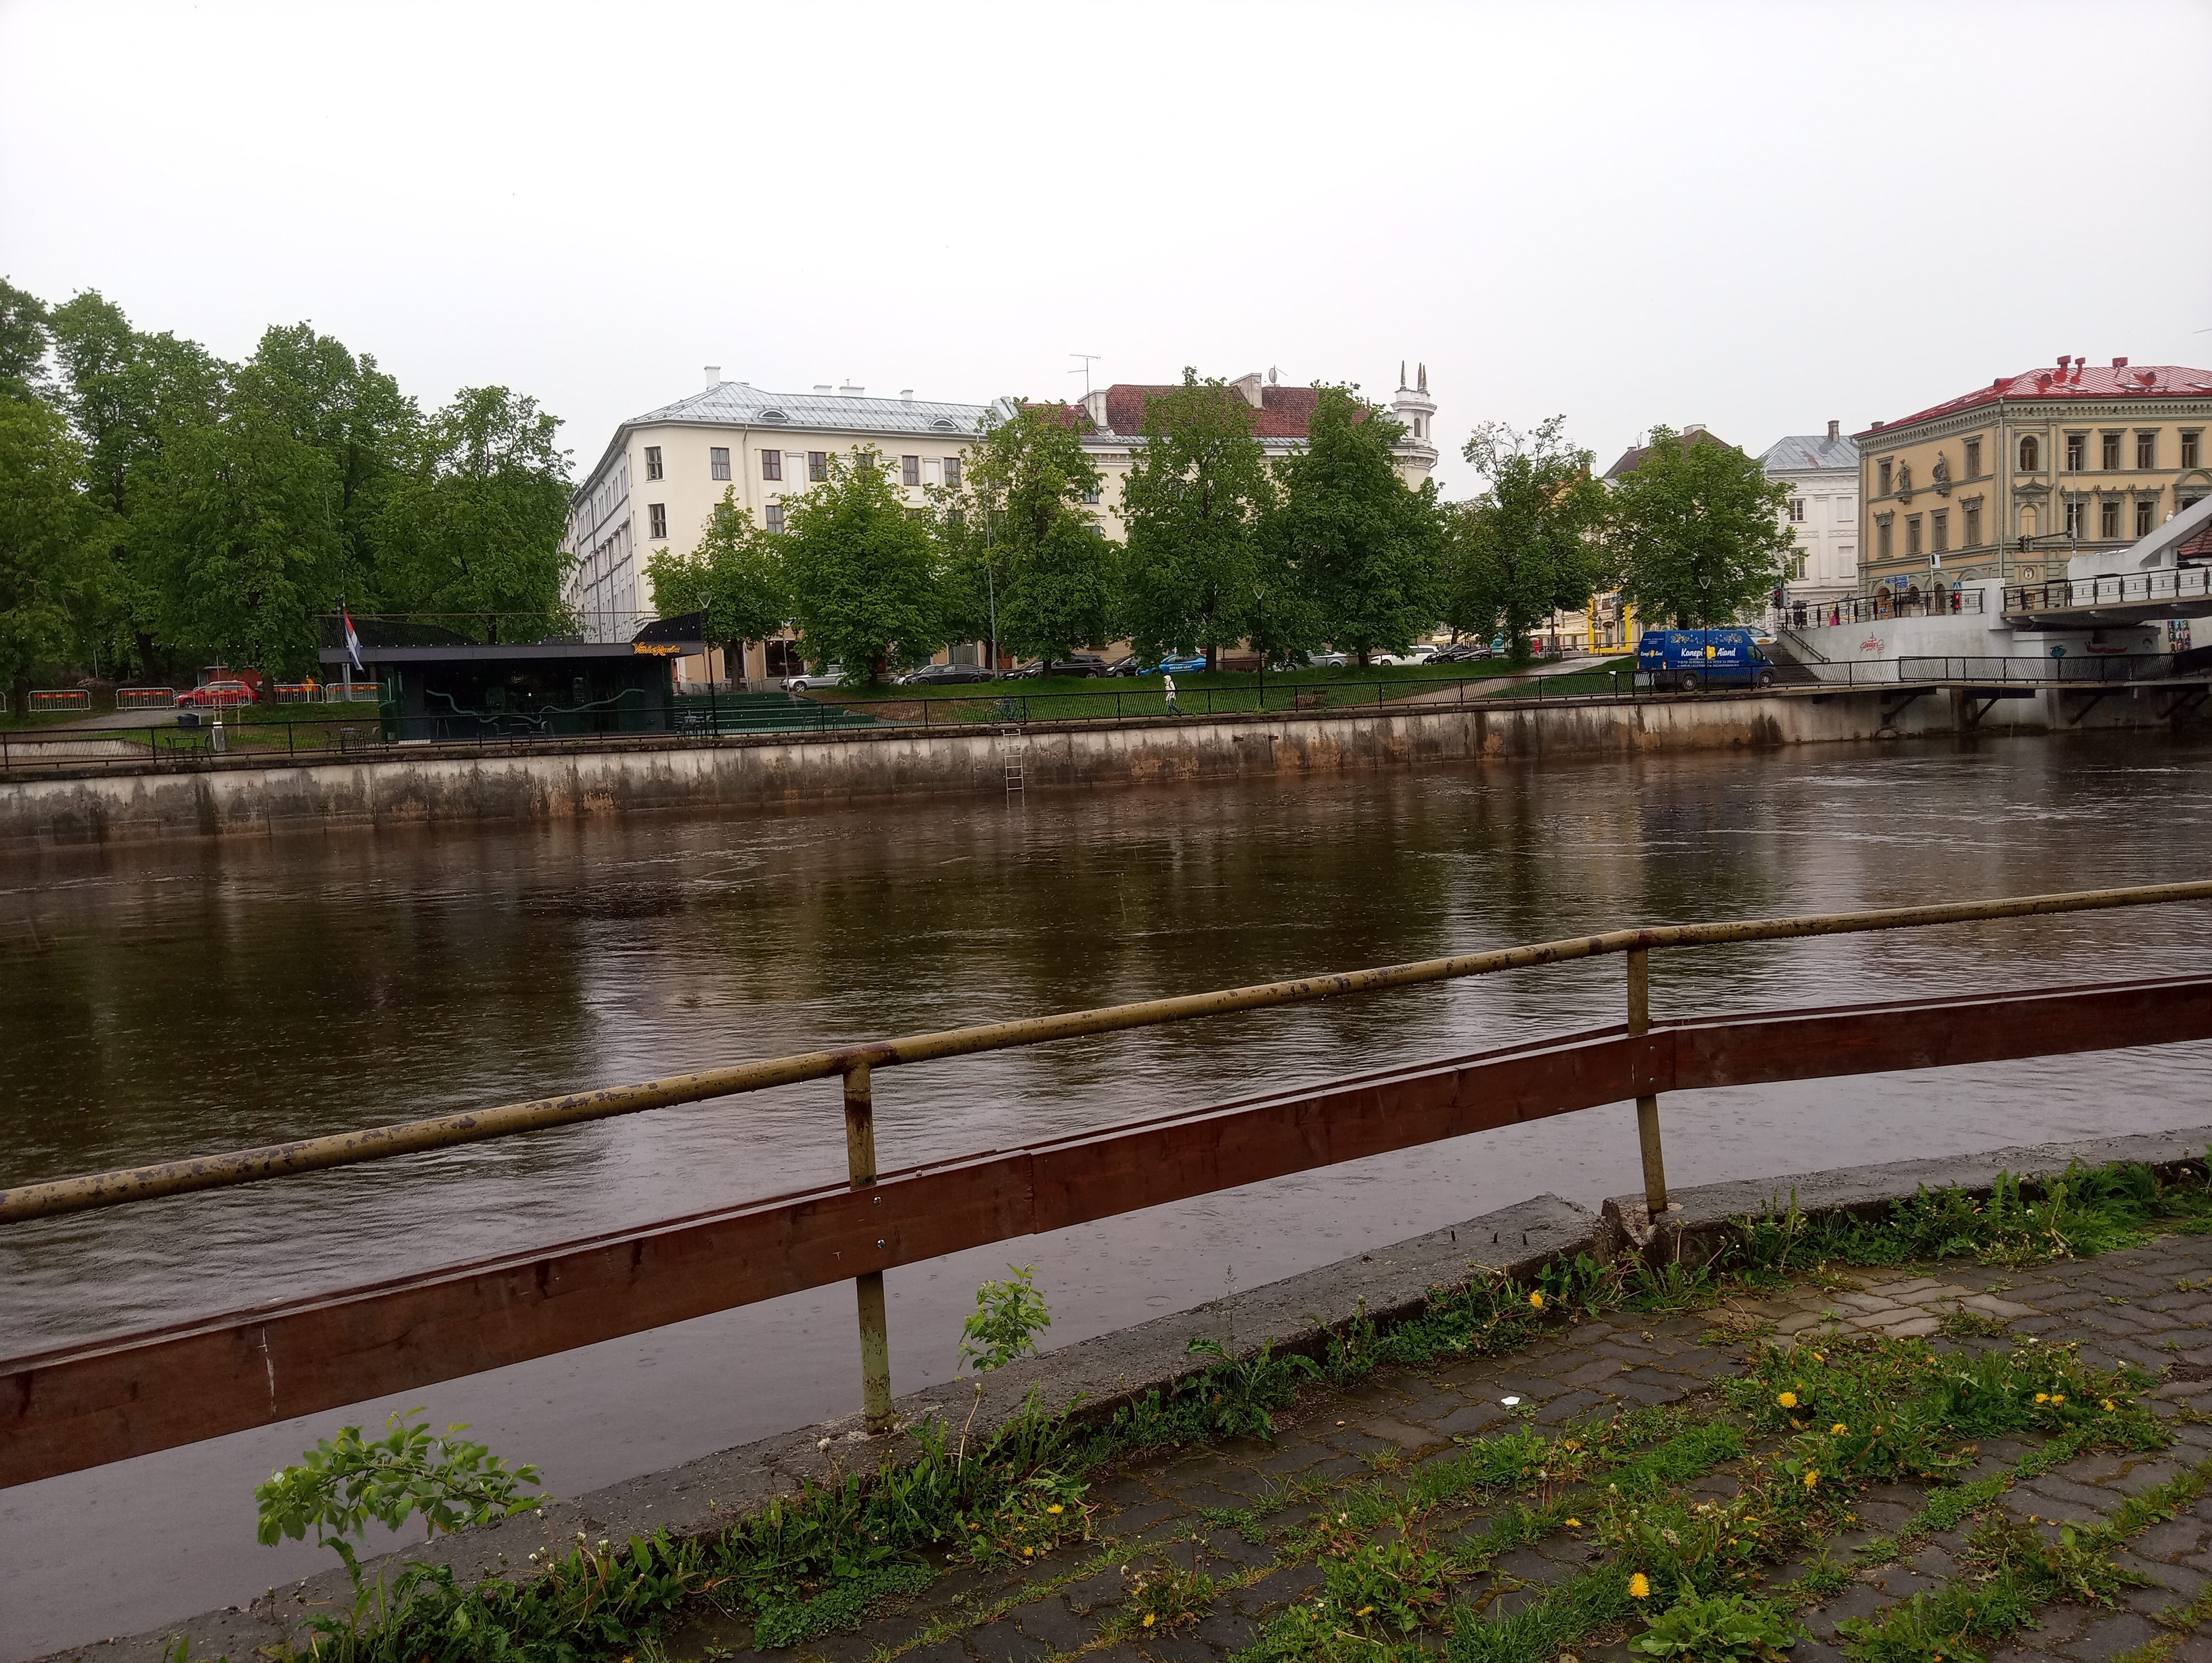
759,409 -> 788,423
931,417 -> 959,431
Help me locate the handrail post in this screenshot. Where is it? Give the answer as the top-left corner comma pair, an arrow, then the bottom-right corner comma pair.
843,1060 -> 894,1434
1627,946 -> 1669,1218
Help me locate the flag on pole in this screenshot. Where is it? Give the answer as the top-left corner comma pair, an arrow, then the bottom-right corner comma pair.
341,605 -> 364,671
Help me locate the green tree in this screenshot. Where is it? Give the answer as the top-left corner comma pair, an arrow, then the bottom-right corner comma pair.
783,447 -> 941,684
0,278 -> 51,403
941,401 -> 1113,667
136,409 -> 342,676
0,397 -> 112,706
1608,424 -> 1795,627
379,386 -> 571,623
1450,416 -> 1610,663
1268,387 -> 1442,666
644,488 -> 789,671
1117,371 -> 1275,669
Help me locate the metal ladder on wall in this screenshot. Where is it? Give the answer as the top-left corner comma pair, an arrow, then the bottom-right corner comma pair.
998,726 -> 1027,795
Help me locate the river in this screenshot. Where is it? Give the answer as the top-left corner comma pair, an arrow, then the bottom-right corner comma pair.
6,731 -> 2212,1655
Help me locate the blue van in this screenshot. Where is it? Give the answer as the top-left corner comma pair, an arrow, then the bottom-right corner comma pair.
1636,627 -> 1778,692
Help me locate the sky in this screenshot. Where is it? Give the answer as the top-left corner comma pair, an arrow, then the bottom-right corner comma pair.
3,0 -> 2209,497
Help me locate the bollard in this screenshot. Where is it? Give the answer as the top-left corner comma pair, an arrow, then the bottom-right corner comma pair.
1627,946 -> 1669,1217
842,1060 -> 895,1433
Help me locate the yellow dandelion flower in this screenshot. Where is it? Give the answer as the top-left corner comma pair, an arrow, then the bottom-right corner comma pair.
1831,1424 -> 1848,1436
2102,1399 -> 2117,1412
1357,1606 -> 1376,1618
1777,1391 -> 1798,1408
1143,1614 -> 1157,1629
1628,1573 -> 1651,1600
1530,1291 -> 1546,1310
2052,1394 -> 2065,1405
1803,1468 -> 1820,1489
1047,1504 -> 1064,1515
2035,1393 -> 2049,1404
1566,1519 -> 1582,1528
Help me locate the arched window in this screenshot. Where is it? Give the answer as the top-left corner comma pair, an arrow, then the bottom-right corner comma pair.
2019,435 -> 2040,472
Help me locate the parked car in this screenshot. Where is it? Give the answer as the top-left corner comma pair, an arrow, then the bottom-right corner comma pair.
1310,651 -> 1349,669
1373,646 -> 1438,667
1104,654 -> 1148,677
1636,627 -> 1778,692
783,665 -> 846,691
1154,653 -> 1209,674
1005,654 -> 1111,679
1431,640 -> 1492,663
175,679 -> 257,709
896,663 -> 995,685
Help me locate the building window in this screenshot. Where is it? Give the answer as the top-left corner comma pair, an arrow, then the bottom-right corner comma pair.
2020,434 -> 2040,471
1788,498 -> 1806,523
2066,498 -> 2085,537
1878,459 -> 1893,496
943,455 -> 962,489
710,446 -> 730,480
2137,431 -> 2157,470
1906,515 -> 1922,557
1965,439 -> 1981,477
2100,499 -> 2120,539
648,503 -> 668,540
1877,517 -> 1893,560
1932,510 -> 1948,553
904,507 -> 925,522
2066,433 -> 2086,471
808,452 -> 827,482
1835,496 -> 1855,525
901,455 -> 921,487
1964,503 -> 1982,546
1082,486 -> 1101,505
2184,431 -> 2202,469
762,449 -> 782,481
2101,432 -> 2121,471
645,445 -> 664,481
2137,499 -> 2156,537
1792,554 -> 1807,580
764,503 -> 786,534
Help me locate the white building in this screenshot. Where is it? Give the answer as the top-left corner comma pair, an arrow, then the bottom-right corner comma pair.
1757,421 -> 1860,609
561,364 -> 1438,680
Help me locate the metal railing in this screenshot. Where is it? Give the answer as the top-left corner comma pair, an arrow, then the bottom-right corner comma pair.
318,610 -> 671,649
7,880 -> 2212,1488
114,687 -> 177,710
24,689 -> 91,713
1783,590 -> 1989,630
2007,566 -> 2212,616
1895,654 -> 2177,685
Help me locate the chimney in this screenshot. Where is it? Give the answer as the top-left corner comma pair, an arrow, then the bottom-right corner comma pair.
2058,355 -> 2071,369
1082,388 -> 1109,430
814,384 -> 833,394
2112,356 -> 2129,369
1683,421 -> 1707,435
900,389 -> 914,402
705,365 -> 722,389
1230,370 -> 1264,409
839,382 -> 864,397
1826,419 -> 1840,441
1870,419 -> 1884,431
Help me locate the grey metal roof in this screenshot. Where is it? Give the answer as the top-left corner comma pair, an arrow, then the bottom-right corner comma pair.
1759,433 -> 1859,472
630,382 -> 991,436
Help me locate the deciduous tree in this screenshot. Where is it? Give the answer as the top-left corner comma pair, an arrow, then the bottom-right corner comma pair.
782,448 -> 941,684
1608,425 -> 1794,627
1449,416 -> 1609,662
1268,388 -> 1441,665
0,397 -> 112,705
0,278 -> 51,403
1117,371 -> 1274,669
644,488 -> 789,673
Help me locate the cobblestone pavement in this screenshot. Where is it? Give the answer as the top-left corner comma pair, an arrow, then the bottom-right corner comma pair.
670,1234 -> 2212,1663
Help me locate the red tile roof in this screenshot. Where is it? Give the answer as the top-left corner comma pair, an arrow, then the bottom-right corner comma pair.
1103,382 -> 1329,438
1603,426 -> 1736,479
1860,362 -> 2212,437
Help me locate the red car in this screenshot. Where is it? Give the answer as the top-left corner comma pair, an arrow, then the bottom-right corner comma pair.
175,679 -> 257,709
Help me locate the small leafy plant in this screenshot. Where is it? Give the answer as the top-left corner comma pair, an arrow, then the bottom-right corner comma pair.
1629,1591 -> 1805,1663
256,1408 -> 543,1585
958,1264 -> 1052,1373
1119,1554 -> 1217,1633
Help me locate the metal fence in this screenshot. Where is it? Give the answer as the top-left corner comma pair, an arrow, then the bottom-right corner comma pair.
2007,567 -> 2212,616
6,879 -> 2212,1488
114,687 -> 177,710
319,610 -> 666,649
1895,654 -> 2177,685
1779,590 -> 1989,630
25,689 -> 91,713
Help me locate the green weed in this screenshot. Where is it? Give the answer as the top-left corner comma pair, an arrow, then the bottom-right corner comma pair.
957,1265 -> 1051,1374
1629,1591 -> 1806,1663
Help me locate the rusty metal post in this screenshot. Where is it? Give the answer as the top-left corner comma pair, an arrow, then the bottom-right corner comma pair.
843,1060 -> 894,1433
1627,947 -> 1669,1217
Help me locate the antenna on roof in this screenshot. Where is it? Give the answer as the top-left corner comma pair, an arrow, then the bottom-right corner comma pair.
1067,353 -> 1101,398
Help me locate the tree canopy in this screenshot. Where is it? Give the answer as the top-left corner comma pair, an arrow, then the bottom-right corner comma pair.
1607,424 -> 1794,627
0,396 -> 112,699
781,447 -> 941,684
644,488 -> 789,667
1116,371 -> 1274,669
1447,416 -> 1609,661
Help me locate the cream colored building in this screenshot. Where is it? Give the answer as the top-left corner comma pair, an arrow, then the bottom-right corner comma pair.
1857,357 -> 2212,595
561,364 -> 1439,679
1758,421 -> 1859,608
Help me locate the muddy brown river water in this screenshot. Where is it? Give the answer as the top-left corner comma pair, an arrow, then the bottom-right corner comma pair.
6,732 -> 2212,1654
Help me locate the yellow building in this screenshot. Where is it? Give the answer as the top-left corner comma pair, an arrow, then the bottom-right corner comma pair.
1857,357 -> 2212,595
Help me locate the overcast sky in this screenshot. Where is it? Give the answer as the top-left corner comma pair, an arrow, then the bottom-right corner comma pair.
4,0 -> 2209,496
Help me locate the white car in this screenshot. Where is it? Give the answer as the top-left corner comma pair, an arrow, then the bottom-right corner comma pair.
782,665 -> 845,692
1374,646 -> 1440,667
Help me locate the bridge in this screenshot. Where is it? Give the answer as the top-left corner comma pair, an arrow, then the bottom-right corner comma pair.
1998,492 -> 2212,629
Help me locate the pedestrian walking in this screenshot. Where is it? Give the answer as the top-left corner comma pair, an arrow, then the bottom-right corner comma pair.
1162,672 -> 1180,716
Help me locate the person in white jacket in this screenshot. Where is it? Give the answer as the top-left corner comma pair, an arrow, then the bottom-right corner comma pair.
1161,672 -> 1180,715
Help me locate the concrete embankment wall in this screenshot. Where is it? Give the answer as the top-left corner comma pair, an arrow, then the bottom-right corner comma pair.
2,684 -> 2202,851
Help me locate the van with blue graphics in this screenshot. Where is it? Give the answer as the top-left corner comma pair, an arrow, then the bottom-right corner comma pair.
1636,626 -> 1778,692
